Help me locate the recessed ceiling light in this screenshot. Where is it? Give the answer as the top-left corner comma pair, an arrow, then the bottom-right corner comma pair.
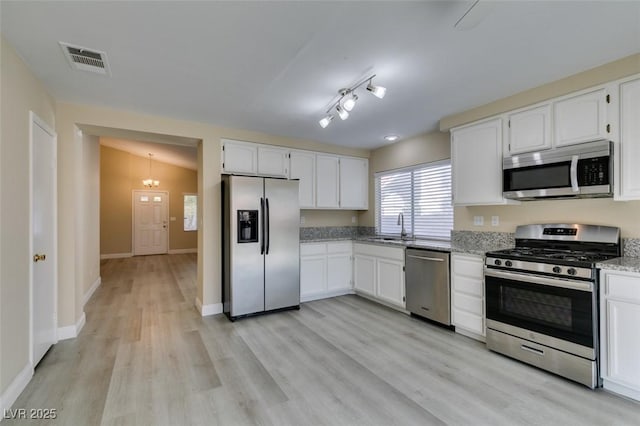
384,135 -> 398,142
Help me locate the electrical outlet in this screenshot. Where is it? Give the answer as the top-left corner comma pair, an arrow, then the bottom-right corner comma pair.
300,216 -> 305,225
473,216 -> 484,226
170,217 -> 176,222
491,216 -> 499,226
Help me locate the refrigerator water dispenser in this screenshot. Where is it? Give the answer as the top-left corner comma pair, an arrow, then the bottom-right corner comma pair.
237,210 -> 258,243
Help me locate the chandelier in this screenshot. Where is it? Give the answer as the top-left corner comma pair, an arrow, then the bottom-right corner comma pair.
142,153 -> 159,188
318,74 -> 386,128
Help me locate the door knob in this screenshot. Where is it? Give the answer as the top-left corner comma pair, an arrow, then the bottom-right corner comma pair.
33,254 -> 46,262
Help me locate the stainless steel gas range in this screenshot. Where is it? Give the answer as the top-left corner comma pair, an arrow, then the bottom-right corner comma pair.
484,224 -> 621,388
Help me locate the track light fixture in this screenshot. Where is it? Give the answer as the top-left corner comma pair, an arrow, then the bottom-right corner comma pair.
318,74 -> 386,128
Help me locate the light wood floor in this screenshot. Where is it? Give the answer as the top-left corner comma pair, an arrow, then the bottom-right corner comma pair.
7,254 -> 639,425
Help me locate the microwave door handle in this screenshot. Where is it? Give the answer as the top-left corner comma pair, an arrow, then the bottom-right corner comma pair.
570,155 -> 579,192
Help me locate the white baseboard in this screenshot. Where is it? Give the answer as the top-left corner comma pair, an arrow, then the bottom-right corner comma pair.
603,379 -> 640,402
301,288 -> 355,303
100,252 -> 133,259
83,276 -> 101,306
168,248 -> 197,254
195,298 -> 223,316
0,363 -> 33,420
57,312 -> 86,341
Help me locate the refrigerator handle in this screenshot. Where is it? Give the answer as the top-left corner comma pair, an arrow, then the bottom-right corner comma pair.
260,197 -> 265,255
265,198 -> 270,255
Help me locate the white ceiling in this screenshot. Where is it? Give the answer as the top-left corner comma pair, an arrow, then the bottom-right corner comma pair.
2,1 -> 639,150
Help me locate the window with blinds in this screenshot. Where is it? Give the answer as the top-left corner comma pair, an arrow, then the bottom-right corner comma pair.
375,160 -> 453,240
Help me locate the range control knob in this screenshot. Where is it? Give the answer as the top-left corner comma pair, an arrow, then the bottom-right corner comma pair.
494,259 -> 502,266
553,266 -> 562,274
505,260 -> 513,267
567,268 -> 577,276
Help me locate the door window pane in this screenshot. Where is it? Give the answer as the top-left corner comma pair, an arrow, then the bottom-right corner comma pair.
184,194 -> 197,231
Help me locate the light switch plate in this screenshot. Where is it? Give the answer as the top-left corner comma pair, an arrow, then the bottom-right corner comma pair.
170,217 -> 176,221
300,216 -> 305,225
473,216 -> 484,226
352,216 -> 357,224
491,216 -> 499,226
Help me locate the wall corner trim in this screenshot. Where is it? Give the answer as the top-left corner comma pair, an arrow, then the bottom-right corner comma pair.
0,363 -> 33,419
83,276 -> 102,306
57,312 -> 86,341
195,298 -> 223,317
100,253 -> 133,260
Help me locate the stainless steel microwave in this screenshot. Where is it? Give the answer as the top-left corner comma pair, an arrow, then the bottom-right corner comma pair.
503,140 -> 613,200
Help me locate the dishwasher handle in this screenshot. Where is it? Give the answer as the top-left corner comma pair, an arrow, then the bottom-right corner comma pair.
407,254 -> 445,262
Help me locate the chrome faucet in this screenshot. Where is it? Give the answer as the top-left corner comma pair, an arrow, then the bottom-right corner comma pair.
397,212 -> 408,240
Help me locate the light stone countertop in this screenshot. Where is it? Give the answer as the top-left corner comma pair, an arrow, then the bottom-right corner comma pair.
597,257 -> 640,274
300,236 -> 496,256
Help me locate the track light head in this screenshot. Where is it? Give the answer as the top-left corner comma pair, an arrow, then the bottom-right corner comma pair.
319,114 -> 334,128
336,105 -> 349,120
342,92 -> 358,112
366,81 -> 386,99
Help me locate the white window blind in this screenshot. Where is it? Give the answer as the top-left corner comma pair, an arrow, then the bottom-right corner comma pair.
375,160 -> 453,241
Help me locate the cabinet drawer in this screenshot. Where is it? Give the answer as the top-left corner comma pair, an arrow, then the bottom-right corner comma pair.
301,243 -> 327,256
453,275 -> 483,297
353,243 -> 404,262
604,272 -> 640,303
454,292 -> 483,316
452,254 -> 483,278
327,241 -> 352,255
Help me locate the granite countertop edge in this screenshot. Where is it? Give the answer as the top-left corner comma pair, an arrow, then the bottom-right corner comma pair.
300,236 -> 493,256
596,256 -> 640,274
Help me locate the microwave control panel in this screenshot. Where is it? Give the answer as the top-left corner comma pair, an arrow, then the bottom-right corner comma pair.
578,156 -> 609,185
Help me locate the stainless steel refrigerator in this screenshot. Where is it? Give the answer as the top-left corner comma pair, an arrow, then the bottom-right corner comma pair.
222,175 -> 300,320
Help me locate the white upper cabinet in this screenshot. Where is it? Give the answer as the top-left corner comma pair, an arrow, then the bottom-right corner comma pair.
452,118 -> 509,206
221,139 -> 258,175
507,103 -> 552,154
316,154 -> 340,208
553,88 -> 609,147
257,145 -> 289,178
619,76 -> 640,200
220,139 -> 368,209
289,150 -> 316,208
339,156 -> 368,210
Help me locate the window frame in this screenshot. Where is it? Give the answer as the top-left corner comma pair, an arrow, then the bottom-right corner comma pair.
375,159 -> 452,241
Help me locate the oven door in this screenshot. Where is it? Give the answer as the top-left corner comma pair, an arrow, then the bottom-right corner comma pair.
485,269 -> 596,351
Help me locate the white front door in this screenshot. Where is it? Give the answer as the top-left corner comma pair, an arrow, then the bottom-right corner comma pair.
133,190 -> 169,255
31,112 -> 58,366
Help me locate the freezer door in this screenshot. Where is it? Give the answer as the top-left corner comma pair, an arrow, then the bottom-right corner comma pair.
228,176 -> 265,317
264,178 -> 300,310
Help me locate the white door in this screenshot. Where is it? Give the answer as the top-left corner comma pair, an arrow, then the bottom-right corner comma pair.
221,139 -> 258,175
31,112 -> 57,366
133,190 -> 169,255
289,150 -> 316,208
354,255 -> 376,296
376,258 -> 405,307
257,145 -> 289,177
554,88 -> 608,147
507,104 -> 551,155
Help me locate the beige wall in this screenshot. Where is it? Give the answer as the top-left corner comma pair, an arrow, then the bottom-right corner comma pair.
441,52 -> 640,238
82,134 -> 101,296
0,37 -> 56,394
360,131 -> 451,227
100,143 -> 198,254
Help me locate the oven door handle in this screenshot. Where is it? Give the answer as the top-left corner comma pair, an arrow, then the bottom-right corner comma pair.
484,268 -> 593,292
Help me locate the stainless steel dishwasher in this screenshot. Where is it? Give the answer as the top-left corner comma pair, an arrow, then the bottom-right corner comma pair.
405,248 -> 451,325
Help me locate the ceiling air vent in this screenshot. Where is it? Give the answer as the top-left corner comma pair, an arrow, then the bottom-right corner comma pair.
59,42 -> 111,75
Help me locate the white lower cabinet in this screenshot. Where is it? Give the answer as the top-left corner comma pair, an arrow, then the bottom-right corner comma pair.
599,269 -> 640,402
353,243 -> 405,309
451,253 -> 485,341
300,242 -> 352,302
